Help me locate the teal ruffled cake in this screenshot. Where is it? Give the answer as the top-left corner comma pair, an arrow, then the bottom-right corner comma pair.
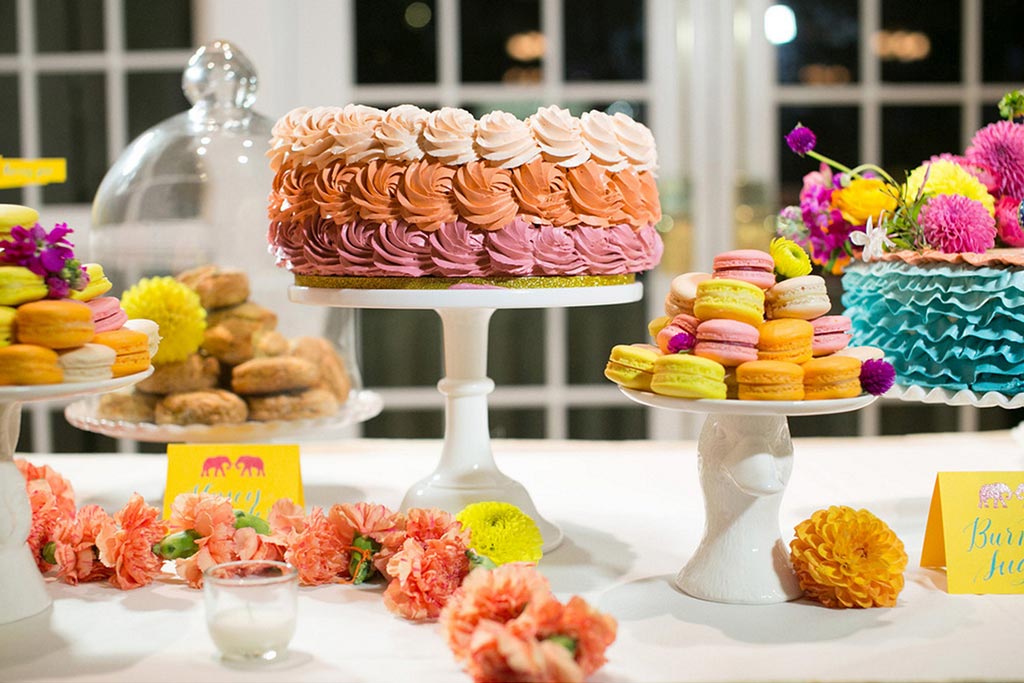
842,251 -> 1024,397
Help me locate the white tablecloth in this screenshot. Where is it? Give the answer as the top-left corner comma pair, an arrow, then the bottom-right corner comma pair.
1,432 -> 1023,683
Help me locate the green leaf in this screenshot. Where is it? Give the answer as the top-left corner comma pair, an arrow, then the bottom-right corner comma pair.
349,535 -> 381,584
545,634 -> 578,657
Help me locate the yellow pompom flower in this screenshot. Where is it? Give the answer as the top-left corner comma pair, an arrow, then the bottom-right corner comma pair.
769,237 -> 812,280
904,160 -> 995,216
832,177 -> 898,225
790,505 -> 908,608
456,501 -> 543,565
121,276 -> 206,364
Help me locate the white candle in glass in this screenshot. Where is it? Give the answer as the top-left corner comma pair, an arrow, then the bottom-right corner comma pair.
208,605 -> 296,660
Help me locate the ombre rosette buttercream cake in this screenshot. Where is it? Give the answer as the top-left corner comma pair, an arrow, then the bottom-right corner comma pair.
267,104 -> 663,288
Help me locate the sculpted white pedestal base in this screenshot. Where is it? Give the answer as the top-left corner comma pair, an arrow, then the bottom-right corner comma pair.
622,389 -> 877,604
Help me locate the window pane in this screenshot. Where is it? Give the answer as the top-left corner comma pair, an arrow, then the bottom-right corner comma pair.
490,409 -> 545,439
490,309 -> 545,386
123,0 -> 192,50
980,103 -> 1002,127
363,409 -> 443,438
567,297 -> 647,385
776,0 -> 859,85
38,73 -> 107,204
881,105 -> 960,180
35,0 -> 104,53
880,404 -> 958,435
569,407 -> 645,439
461,0 -> 540,83
360,309 -> 442,387
0,0 -> 16,53
983,0 -> 1024,82
563,0 -> 644,81
356,0 -> 437,84
778,106 -> 859,206
465,102 -> 544,121
880,0 -> 960,83
126,71 -> 188,141
0,75 -> 20,205
790,412 -> 857,437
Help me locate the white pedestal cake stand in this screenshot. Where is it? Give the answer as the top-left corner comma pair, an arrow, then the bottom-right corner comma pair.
621,388 -> 877,604
0,368 -> 154,624
291,283 -> 643,552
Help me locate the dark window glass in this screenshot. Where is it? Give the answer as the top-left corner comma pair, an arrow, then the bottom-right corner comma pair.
490,310 -> 545,386
566,100 -> 647,125
360,309 -> 442,387
35,0 -> 103,52
461,0 -> 540,83
563,0 -> 644,81
356,0 -> 437,84
776,0 -> 859,85
981,104 -> 1002,127
123,0 -> 192,50
38,73 -> 107,204
568,297 -> 647,385
489,409 -> 546,439
778,106 -> 859,207
0,0 -> 16,53
465,102 -> 545,121
790,412 -> 858,437
569,407 -> 645,439
982,0 -> 1024,82
0,75 -> 20,205
881,105 -> 960,180
880,0 -> 960,82
126,71 -> 188,141
979,407 -> 1024,431
51,410 -> 117,452
881,404 -> 959,435
363,409 -> 443,438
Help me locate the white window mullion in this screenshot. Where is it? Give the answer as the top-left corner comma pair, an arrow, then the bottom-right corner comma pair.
860,0 -> 881,165
104,0 -> 127,163
16,0 -> 41,209
438,0 -> 459,107
540,0 -> 562,103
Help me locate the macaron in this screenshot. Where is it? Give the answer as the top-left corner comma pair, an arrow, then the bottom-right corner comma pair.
811,315 -> 852,356
712,249 -> 776,290
122,318 -> 162,359
85,297 -> 128,333
0,204 -> 39,240
835,345 -> 885,362
651,354 -> 727,399
605,343 -> 662,391
693,278 -> 765,328
647,315 -> 671,340
58,343 -> 116,383
758,319 -> 814,364
0,344 -> 63,385
656,313 -> 699,354
736,360 -> 804,401
802,356 -> 862,400
0,306 -> 14,347
764,275 -> 831,320
15,299 -> 94,349
0,266 -> 48,306
69,264 -> 113,302
694,319 -> 759,366
665,272 -> 710,317
92,329 -> 151,377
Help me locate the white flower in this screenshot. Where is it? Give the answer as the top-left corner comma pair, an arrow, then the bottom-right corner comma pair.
850,215 -> 895,261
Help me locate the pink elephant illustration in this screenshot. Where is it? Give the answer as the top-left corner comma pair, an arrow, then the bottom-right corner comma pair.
201,456 -> 231,477
1016,483 -> 1024,501
235,455 -> 265,477
979,482 -> 1012,508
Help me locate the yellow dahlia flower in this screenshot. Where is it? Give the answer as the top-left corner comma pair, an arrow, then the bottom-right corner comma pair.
790,505 -> 907,608
456,501 -> 543,565
769,237 -> 812,279
121,276 -> 206,364
904,160 -> 995,216
833,177 -> 898,225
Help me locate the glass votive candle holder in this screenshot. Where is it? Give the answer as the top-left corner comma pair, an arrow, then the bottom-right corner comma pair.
203,560 -> 299,662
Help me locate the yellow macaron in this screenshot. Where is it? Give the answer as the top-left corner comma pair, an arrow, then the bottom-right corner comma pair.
647,315 -> 671,340
0,266 -> 48,306
16,299 -> 95,349
736,360 -> 805,401
693,278 -> 765,328
605,344 -> 661,391
69,264 -> 113,301
0,306 -> 14,347
651,354 -> 727,399
0,344 -> 63,385
92,329 -> 151,377
802,356 -> 862,400
0,204 -> 40,241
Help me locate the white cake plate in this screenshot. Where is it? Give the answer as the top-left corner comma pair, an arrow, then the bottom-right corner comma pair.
621,388 -> 878,604
0,367 -> 154,625
291,283 -> 643,552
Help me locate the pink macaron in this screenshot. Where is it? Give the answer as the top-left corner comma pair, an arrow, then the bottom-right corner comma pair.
86,296 -> 128,333
656,313 -> 700,354
694,319 -> 760,366
811,315 -> 852,356
712,249 -> 776,290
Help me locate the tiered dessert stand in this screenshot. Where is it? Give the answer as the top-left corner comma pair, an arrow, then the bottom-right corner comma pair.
291,282 -> 643,551
0,368 -> 153,624
621,389 -> 877,604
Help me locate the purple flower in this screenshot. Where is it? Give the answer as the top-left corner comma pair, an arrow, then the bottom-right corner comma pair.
786,124 -> 817,156
45,274 -> 70,299
860,359 -> 896,396
0,222 -> 85,298
668,331 -> 695,354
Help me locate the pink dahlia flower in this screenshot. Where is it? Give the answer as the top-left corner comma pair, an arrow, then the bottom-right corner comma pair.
52,505 -> 115,585
919,194 -> 996,253
966,120 -> 1024,199
994,195 -> 1024,247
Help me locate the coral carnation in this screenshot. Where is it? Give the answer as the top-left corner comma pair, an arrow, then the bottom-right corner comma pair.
16,458 -> 75,517
166,493 -> 237,588
994,196 -> 1024,247
383,533 -> 471,620
267,497 -> 307,544
465,620 -> 583,683
919,194 -> 996,253
52,505 -> 115,585
285,507 -> 347,585
96,493 -> 168,590
966,119 -> 1024,199
25,486 -> 61,571
329,501 -> 402,546
790,505 -> 907,608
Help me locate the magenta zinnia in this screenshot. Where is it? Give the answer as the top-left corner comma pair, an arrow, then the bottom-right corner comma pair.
966,120 -> 1024,199
919,194 -> 996,253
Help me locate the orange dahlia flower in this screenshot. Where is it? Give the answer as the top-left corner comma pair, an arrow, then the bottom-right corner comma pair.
832,177 -> 897,226
790,505 -> 908,608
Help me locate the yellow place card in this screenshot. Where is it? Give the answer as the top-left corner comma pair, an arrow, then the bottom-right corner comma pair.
163,444 -> 303,520
0,157 -> 66,188
921,471 -> 1024,593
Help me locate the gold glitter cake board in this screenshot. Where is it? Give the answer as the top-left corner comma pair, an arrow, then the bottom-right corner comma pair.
294,274 -> 636,290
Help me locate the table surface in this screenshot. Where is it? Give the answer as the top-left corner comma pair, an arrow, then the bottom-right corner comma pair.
2,432 -> 1023,683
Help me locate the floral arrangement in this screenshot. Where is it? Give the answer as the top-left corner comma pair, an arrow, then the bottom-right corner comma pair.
789,505 -> 908,608
0,223 -> 89,297
778,89 -> 1024,274
18,458 -> 615,682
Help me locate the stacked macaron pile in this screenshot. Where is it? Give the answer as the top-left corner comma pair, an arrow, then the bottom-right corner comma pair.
606,247 -> 896,401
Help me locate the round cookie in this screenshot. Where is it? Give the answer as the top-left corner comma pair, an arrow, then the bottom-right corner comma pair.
288,337 -> 351,402
231,356 -> 319,395
176,265 -> 250,310
155,389 -> 248,425
246,388 -> 339,421
136,353 -> 220,394
97,391 -> 158,423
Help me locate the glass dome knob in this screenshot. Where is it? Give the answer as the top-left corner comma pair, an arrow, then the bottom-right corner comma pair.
182,39 -> 258,113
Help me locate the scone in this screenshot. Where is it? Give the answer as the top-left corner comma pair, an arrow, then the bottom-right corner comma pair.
201,302 -> 279,365
289,337 -> 351,402
97,391 -> 159,423
253,330 -> 289,357
154,389 -> 248,425
231,357 -> 319,395
247,388 -> 339,421
136,353 -> 221,394
176,265 -> 250,310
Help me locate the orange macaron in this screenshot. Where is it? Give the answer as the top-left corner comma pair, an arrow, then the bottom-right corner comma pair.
802,356 -> 862,400
0,344 -> 63,385
92,329 -> 151,377
15,300 -> 94,349
758,319 -> 814,364
736,360 -> 804,400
